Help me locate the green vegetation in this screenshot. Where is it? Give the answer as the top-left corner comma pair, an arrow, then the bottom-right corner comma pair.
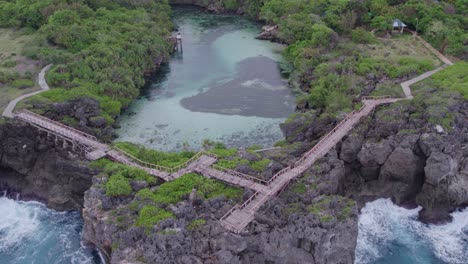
132,173 -> 240,231
216,157 -> 249,170
291,182 -> 307,194
104,163 -> 157,185
135,205 -> 174,230
0,29 -> 40,113
115,142 -> 195,168
306,196 -> 356,222
431,62 -> 468,100
136,173 -> 241,205
1,0 -> 173,129
11,79 -> 33,89
410,62 -> 468,131
101,161 -> 157,197
187,219 -> 206,231
283,202 -> 301,215
106,173 -> 132,197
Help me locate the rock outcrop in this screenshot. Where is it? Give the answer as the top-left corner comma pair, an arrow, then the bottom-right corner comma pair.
0,121 -> 97,210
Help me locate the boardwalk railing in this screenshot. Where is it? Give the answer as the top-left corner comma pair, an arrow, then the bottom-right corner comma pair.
17,110 -> 98,141
211,165 -> 268,185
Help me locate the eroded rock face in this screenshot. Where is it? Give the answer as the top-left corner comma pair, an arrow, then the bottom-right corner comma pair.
0,121 -> 97,210
424,152 -> 458,186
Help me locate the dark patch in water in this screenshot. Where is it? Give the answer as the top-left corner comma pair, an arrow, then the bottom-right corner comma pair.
180,56 -> 294,118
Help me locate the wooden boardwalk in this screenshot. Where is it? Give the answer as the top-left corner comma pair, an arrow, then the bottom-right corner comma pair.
9,32 -> 454,233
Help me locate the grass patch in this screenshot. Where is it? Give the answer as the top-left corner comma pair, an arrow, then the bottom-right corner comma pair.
0,28 -> 35,57
250,158 -> 271,172
0,29 -> 39,112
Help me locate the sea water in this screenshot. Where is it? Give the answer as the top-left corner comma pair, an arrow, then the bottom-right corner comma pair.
356,199 -> 468,264
114,7 -> 295,151
0,196 -> 101,264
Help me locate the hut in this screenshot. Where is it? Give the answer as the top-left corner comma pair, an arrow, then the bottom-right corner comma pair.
392,19 -> 407,33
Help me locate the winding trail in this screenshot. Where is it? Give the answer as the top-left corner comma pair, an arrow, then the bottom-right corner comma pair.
5,33 -> 454,233
2,64 -> 52,118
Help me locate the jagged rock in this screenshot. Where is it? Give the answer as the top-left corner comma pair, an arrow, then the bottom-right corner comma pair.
130,180 -> 148,191
340,133 -> 364,163
0,121 -> 97,210
416,173 -> 468,224
264,161 -> 284,179
359,166 -> 380,181
380,147 -> 424,184
424,152 -> 458,186
357,139 -> 393,167
235,164 -> 256,175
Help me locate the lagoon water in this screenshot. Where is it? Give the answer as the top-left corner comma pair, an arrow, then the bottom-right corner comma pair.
0,196 -> 101,264
114,7 -> 295,151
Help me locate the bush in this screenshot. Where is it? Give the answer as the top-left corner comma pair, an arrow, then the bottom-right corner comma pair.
152,173 -> 241,205
351,28 -> 375,44
106,173 -> 132,197
135,205 -> 174,229
1,60 -> 16,68
251,158 -> 271,172
104,163 -> 157,185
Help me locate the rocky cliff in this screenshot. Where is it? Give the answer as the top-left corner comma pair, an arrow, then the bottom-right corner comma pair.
0,120 -> 97,210
82,150 -> 358,264
281,94 -> 468,224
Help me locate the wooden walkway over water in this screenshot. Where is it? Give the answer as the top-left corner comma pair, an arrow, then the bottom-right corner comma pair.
5,32 -> 454,233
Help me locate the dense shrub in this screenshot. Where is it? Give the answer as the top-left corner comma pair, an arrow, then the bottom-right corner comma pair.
106,173 -> 132,197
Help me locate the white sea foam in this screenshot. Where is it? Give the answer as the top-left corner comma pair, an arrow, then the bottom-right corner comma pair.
0,197 -> 41,250
0,196 -> 98,264
356,198 -> 468,264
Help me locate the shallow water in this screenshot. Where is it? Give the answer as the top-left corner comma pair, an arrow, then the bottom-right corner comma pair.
114,7 -> 295,151
0,196 -> 101,264
356,199 -> 468,264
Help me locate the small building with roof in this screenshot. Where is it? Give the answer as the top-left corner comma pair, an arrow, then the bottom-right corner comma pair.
392,19 -> 407,33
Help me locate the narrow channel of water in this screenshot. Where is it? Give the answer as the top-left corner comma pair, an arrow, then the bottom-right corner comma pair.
114,7 -> 295,151
356,199 -> 468,264
0,195 -> 101,264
